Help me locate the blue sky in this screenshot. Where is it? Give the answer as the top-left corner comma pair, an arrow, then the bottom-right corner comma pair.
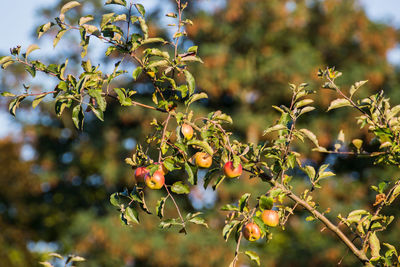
0,0 -> 399,52
0,0 -> 399,138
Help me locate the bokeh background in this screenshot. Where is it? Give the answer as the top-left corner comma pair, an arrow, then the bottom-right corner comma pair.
1,0 -> 400,266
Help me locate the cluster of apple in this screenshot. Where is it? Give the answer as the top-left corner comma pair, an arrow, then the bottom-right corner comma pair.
134,123 -> 244,190
242,210 -> 280,241
134,163 -> 168,189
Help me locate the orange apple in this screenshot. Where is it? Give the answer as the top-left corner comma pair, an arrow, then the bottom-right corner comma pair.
261,210 -> 279,227
145,171 -> 165,190
194,152 -> 212,168
223,161 -> 242,178
134,166 -> 149,183
242,222 -> 261,241
181,123 -> 194,140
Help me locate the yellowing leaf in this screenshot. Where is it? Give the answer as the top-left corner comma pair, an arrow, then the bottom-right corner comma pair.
327,98 -> 352,111
60,1 -> 81,15
299,128 -> 319,147
26,44 -> 40,58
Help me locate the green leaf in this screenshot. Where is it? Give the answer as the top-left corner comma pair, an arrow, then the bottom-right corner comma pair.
24,65 -> 36,77
0,92 -> 15,97
299,106 -> 315,116
147,59 -> 169,69
37,22 -> 53,39
114,88 -> 132,106
346,209 -> 369,224
69,256 -> 85,262
295,99 -> 314,108
221,204 -> 239,211
55,98 -> 72,116
25,44 -> 40,58
213,113 -> 233,124
388,183 -> 400,204
110,193 -> 120,207
132,66 -> 142,80
146,48 -> 169,59
184,70 -> 195,95
203,168 -> 219,189
303,165 -> 316,180
187,140 -> 213,155
370,232 -> 381,259
159,218 -> 181,229
91,107 -> 104,121
39,262 -> 54,267
134,3 -> 145,16
61,1 -> 81,14
222,220 -> 240,241
79,15 -> 94,26
105,0 -> 126,6
185,92 -> 208,106
187,46 -> 198,53
259,196 -> 274,210
101,13 -> 115,29
185,162 -> 195,185
141,38 -> 165,45
318,171 -> 335,180
299,128 -> 319,147
327,98 -> 352,111
156,197 -> 167,219
48,253 -> 63,259
238,193 -> 250,212
54,29 -> 67,48
32,94 -> 46,109
245,251 -> 260,266
263,124 -> 287,135
171,181 -> 190,194
72,105 -> 84,130
350,80 -> 368,97
212,175 -> 225,191
0,56 -> 13,65
306,216 -> 316,221
88,89 -> 107,112
9,96 -> 25,116
138,17 -> 148,39
125,206 -> 139,224
189,217 -> 208,228
75,76 -> 87,94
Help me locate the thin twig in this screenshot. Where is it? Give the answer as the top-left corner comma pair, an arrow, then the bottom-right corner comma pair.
164,184 -> 186,232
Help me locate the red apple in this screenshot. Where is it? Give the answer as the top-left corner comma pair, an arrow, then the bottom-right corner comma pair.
261,210 -> 279,227
194,152 -> 212,168
145,171 -> 165,190
134,166 -> 149,183
223,161 -> 242,178
242,222 -> 261,241
155,162 -> 168,175
181,123 -> 194,140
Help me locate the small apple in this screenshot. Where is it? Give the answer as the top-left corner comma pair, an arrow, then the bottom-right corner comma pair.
155,162 -> 168,175
261,210 -> 279,227
223,161 -> 242,178
194,152 -> 212,168
181,123 -> 194,140
242,222 -> 261,241
145,171 -> 165,190
134,166 -> 149,183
